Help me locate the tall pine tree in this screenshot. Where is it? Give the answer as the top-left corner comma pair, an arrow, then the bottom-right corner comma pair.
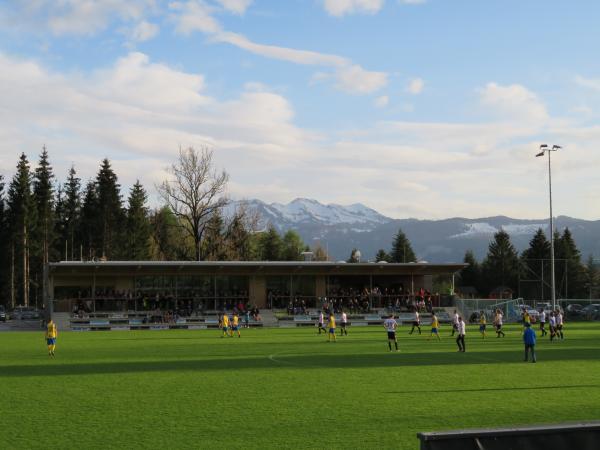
555,228 -> 586,298
0,174 -> 7,304
481,230 -> 520,296
95,159 -> 125,259
6,154 -> 36,307
520,228 -> 551,300
390,228 -> 416,263
259,225 -> 283,261
125,181 -> 151,260
32,147 -> 56,305
58,166 -> 82,261
458,250 -> 481,294
80,180 -> 99,260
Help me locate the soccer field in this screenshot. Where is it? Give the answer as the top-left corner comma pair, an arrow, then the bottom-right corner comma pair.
2,323 -> 600,449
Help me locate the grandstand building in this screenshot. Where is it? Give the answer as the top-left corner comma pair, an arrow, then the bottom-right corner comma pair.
45,261 -> 466,330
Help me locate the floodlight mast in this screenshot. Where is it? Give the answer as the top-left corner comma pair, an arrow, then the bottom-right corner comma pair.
536,144 -> 561,311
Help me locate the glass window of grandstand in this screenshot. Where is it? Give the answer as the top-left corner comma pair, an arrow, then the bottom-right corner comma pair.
266,276 -> 291,309
289,276 -> 316,311
54,285 -> 92,313
327,276 -> 371,313
215,276 -> 249,311
371,276 -> 408,310
134,276 -> 177,311
177,276 -> 214,314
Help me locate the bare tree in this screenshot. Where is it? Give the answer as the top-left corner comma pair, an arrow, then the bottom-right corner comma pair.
157,147 -> 229,261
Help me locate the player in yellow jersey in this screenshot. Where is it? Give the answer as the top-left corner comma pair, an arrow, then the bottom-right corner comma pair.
428,312 -> 441,341
222,314 -> 230,337
327,313 -> 336,342
231,313 -> 241,338
45,319 -> 58,357
479,310 -> 487,338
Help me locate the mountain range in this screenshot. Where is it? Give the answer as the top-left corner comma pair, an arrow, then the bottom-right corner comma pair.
229,198 -> 600,263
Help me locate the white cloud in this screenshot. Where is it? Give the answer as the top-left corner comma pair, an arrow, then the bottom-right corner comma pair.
374,95 -> 389,108
334,64 -> 388,94
129,20 -> 159,42
574,75 -> 600,92
169,3 -> 388,95
398,0 -> 426,4
406,77 -> 424,94
479,82 -> 548,124
6,0 -> 157,36
323,0 -> 384,17
215,0 -> 253,14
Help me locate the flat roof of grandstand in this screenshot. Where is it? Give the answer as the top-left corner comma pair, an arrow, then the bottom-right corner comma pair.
48,261 -> 467,275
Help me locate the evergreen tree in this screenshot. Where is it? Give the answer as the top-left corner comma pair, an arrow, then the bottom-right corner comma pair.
0,175 -> 7,304
347,248 -> 360,263
125,181 -> 151,260
584,255 -> 598,299
80,180 -> 99,260
6,154 -> 36,307
59,166 -> 81,261
203,211 -> 227,261
520,228 -> 551,300
458,250 -> 481,294
481,230 -> 520,296
259,225 -> 282,260
225,212 -> 254,260
281,230 -> 304,261
32,147 -> 56,305
556,228 -> 586,298
390,228 -> 416,263
375,249 -> 391,262
95,159 -> 125,259
150,206 -> 188,260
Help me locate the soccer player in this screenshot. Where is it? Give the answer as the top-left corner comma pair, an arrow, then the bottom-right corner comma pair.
522,308 -> 531,334
479,310 -> 487,338
340,310 -> 348,336
493,309 -> 505,338
384,314 -> 399,352
428,311 -> 441,341
555,309 -> 564,340
539,308 -> 547,337
409,308 -> 421,335
45,319 -> 58,357
317,311 -> 327,335
231,313 -> 241,338
327,313 -> 336,342
523,322 -> 537,363
456,316 -> 466,352
221,313 -> 230,338
244,310 -> 250,328
549,311 -> 557,342
451,310 -> 459,336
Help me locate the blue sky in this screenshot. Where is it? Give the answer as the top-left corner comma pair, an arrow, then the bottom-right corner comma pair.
0,0 -> 599,219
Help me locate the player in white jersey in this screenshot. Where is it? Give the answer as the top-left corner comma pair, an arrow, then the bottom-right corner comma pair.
451,310 -> 459,336
548,311 -> 557,341
384,315 -> 399,352
456,316 -> 466,352
317,311 -> 327,334
539,309 -> 547,337
409,308 -> 421,335
493,309 -> 505,338
340,310 -> 348,336
555,309 -> 564,340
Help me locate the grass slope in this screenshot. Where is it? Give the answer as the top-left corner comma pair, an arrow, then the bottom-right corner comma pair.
1,323 -> 600,449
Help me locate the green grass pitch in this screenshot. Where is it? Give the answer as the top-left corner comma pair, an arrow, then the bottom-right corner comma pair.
1,323 -> 600,449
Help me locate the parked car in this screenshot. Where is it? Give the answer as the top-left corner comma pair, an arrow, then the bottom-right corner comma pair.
565,304 -> 584,317
11,306 -> 42,320
0,305 -> 6,322
579,304 -> 600,320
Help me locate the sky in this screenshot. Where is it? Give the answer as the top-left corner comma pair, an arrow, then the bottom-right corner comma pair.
0,0 -> 599,220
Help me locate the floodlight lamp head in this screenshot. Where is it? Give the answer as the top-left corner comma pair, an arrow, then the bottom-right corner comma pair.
539,144 -> 548,149
535,151 -> 545,157
552,145 -> 562,150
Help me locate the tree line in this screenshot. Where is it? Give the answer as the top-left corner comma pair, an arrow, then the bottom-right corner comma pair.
0,147 -> 313,308
369,227 -> 597,299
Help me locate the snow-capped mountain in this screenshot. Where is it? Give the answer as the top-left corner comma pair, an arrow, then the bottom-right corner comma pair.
228,199 -> 600,263
229,198 -> 390,231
